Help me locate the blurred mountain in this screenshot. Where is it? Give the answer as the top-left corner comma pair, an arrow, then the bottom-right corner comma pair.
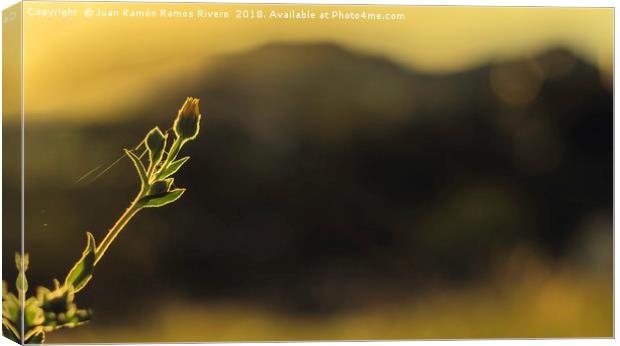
148,42 -> 485,138
8,43 -> 612,316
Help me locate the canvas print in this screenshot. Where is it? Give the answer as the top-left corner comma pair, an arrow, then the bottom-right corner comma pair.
2,1 -> 613,343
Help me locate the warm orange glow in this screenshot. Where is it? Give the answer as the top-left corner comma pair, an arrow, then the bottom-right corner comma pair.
21,2 -> 613,122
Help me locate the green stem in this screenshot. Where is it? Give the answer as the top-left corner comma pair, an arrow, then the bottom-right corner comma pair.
94,137 -> 185,266
94,195 -> 143,265
155,138 -> 183,181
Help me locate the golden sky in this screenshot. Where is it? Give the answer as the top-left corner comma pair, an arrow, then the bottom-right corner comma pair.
16,2 -> 614,122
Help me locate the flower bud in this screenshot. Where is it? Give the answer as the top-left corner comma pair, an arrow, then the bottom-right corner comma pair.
145,127 -> 166,166
146,127 -> 165,154
174,97 -> 201,141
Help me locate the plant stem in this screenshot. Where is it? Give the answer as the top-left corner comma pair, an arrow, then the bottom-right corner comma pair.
155,138 -> 183,181
94,195 -> 143,265
94,136 -> 185,266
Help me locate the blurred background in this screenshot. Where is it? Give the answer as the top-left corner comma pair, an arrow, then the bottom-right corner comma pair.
3,3 -> 613,342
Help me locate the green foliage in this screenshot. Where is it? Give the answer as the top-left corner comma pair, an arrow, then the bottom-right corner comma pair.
2,255 -> 91,344
125,148 -> 149,189
2,98 -> 202,343
64,232 -> 96,293
37,282 -> 91,331
158,156 -> 190,180
139,188 -> 186,208
122,97 -> 201,212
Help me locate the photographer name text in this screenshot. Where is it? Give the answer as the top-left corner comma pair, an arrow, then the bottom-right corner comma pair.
26,6 -> 406,22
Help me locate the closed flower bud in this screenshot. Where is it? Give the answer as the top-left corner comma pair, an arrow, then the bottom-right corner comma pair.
174,97 -> 201,141
146,127 -> 166,155
145,127 -> 166,166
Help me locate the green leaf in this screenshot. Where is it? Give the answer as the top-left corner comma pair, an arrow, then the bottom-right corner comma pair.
159,156 -> 190,179
125,149 -> 148,187
64,232 -> 96,293
2,318 -> 19,343
2,293 -> 19,322
38,285 -> 76,317
38,284 -> 91,332
24,327 -> 45,344
138,188 -> 185,208
145,127 -> 167,172
25,297 -> 44,328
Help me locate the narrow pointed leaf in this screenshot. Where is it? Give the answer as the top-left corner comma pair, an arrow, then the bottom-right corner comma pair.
2,319 -> 19,343
125,149 -> 148,187
24,327 -> 45,344
159,156 -> 190,179
138,188 -> 185,208
64,232 -> 96,293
